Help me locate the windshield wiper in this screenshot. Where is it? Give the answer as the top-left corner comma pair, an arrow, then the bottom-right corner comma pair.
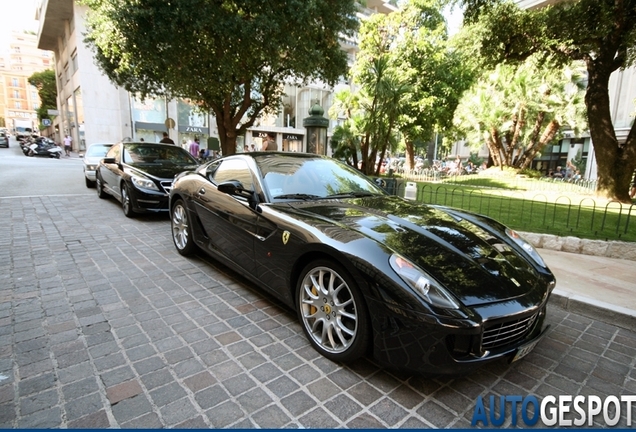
273,193 -> 321,200
325,191 -> 377,199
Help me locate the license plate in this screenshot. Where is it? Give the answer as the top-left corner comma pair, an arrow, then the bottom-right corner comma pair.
511,325 -> 549,363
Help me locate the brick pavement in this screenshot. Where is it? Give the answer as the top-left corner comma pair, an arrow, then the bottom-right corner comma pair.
0,194 -> 635,428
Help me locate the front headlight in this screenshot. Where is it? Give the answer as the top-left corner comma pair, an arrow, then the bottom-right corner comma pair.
389,254 -> 460,309
130,174 -> 160,191
505,228 -> 546,268
86,164 -> 97,171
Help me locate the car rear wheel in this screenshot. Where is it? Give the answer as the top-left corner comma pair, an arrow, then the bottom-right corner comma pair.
121,183 -> 135,218
171,199 -> 196,256
296,260 -> 370,363
96,173 -> 107,199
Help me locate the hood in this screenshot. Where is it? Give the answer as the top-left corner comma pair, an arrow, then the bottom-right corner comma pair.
127,163 -> 199,180
279,196 -> 544,307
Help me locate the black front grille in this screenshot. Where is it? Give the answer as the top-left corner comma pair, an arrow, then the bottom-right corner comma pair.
482,312 -> 538,351
160,181 -> 172,194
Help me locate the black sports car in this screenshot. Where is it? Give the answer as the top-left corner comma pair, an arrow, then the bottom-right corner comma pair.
169,152 -> 556,375
96,141 -> 199,217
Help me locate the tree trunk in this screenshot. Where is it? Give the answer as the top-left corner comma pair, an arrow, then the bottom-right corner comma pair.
405,140 -> 415,171
485,135 -> 502,167
519,119 -> 559,169
517,111 -> 546,168
585,60 -> 636,203
488,127 -> 504,166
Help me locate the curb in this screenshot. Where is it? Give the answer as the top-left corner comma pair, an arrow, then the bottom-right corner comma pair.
521,232 -> 636,262
550,289 -> 636,331
521,232 -> 636,330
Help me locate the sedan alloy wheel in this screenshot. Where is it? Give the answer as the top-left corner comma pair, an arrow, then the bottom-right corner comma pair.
121,184 -> 135,218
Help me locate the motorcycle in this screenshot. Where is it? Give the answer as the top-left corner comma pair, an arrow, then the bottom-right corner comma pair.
26,138 -> 63,159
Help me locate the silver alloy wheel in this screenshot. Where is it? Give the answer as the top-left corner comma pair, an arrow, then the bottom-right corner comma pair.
172,203 -> 189,250
122,185 -> 131,216
299,266 -> 358,354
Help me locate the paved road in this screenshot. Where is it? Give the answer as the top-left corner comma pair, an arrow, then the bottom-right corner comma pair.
0,137 -> 88,198
0,139 -> 635,428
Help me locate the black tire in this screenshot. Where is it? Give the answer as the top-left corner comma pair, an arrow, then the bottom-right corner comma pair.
85,176 -> 94,188
296,259 -> 370,363
96,172 -> 107,199
28,149 -> 34,157
171,199 -> 196,256
55,153 -> 60,159
121,183 -> 135,218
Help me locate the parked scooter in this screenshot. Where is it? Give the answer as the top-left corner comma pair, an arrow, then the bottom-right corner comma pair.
25,137 -> 62,159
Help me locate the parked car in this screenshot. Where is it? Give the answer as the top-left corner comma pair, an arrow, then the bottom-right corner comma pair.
168,152 -> 556,375
96,142 -> 199,217
82,143 -> 114,187
0,131 -> 8,148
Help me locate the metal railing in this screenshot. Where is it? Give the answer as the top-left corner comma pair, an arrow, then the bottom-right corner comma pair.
377,179 -> 635,242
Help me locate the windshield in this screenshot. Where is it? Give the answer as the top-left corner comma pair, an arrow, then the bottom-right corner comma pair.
255,154 -> 386,200
86,144 -> 113,157
123,143 -> 198,166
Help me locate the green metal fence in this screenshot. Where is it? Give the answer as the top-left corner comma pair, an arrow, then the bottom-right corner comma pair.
378,179 -> 635,242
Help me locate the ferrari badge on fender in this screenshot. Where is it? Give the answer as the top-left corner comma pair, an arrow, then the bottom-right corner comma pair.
282,231 -> 290,245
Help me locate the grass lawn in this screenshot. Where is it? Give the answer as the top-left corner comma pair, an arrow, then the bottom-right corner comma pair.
398,174 -> 635,243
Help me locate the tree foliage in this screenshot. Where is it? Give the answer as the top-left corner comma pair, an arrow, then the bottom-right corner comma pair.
453,57 -> 587,168
455,0 -> 636,202
80,0 -> 358,155
329,0 -> 475,175
28,69 -> 57,125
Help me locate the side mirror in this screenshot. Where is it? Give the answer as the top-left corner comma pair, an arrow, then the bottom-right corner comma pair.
102,157 -> 116,164
217,180 -> 261,212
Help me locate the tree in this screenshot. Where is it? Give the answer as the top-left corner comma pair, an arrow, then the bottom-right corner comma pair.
81,0 -> 358,156
389,0 -> 477,171
453,57 -> 587,168
28,69 -> 57,127
456,0 -> 636,202
329,0 -> 475,175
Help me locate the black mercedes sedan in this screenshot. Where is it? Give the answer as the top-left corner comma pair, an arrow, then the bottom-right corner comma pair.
96,141 -> 199,217
168,152 -> 556,375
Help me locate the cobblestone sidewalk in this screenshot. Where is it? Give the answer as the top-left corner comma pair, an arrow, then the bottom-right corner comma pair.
0,195 -> 634,428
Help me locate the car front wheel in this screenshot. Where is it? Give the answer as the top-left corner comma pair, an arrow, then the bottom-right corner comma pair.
121,183 -> 135,218
296,260 -> 370,363
96,173 -> 107,199
171,199 -> 196,255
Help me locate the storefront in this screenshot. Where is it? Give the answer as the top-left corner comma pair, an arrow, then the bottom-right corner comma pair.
132,97 -> 168,142
177,100 -> 210,150
283,133 -> 303,152
250,131 -> 276,151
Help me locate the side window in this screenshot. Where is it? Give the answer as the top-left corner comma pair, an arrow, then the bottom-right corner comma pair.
212,159 -> 254,191
106,145 -> 121,162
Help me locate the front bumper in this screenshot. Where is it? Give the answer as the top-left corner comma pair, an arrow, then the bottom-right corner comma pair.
367,295 -> 550,375
130,187 -> 170,213
85,169 -> 97,182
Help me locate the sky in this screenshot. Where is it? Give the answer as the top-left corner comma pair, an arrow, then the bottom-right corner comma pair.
0,0 -> 38,47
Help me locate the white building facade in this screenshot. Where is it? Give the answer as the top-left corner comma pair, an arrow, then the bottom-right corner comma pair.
36,0 -> 397,154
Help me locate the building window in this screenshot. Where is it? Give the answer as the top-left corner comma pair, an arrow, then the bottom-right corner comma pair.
15,101 -> 21,109
13,47 -> 21,53
11,78 -> 18,87
13,90 -> 19,98
71,51 -> 78,74
33,103 -> 39,110
64,63 -> 70,84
